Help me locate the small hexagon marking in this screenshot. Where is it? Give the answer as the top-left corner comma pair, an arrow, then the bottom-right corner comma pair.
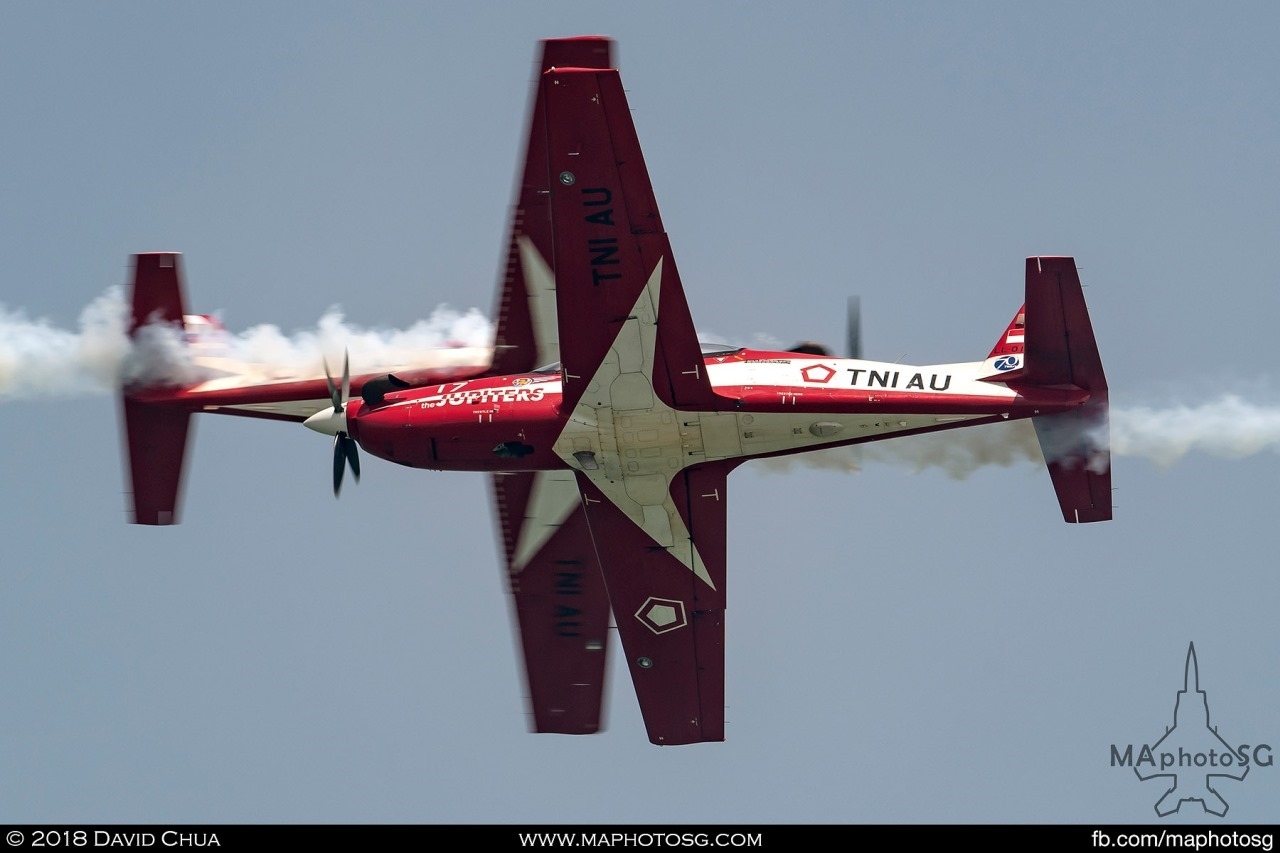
635,597 -> 688,635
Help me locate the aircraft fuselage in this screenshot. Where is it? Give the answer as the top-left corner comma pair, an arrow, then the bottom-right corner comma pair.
347,348 -> 1087,473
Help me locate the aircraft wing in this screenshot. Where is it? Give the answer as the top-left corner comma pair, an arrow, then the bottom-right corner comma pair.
485,39 -> 618,735
491,470 -> 611,734
488,37 -> 614,377
576,463 -> 730,744
543,66 -> 717,414
539,63 -> 732,743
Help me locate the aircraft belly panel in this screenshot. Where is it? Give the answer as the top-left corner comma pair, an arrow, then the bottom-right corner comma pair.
736,412 -> 989,457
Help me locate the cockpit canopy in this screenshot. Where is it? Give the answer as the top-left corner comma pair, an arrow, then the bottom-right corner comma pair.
699,342 -> 742,357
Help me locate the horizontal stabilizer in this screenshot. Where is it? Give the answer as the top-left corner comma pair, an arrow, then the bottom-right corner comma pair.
121,399 -> 192,525
130,253 -> 187,334
121,252 -> 193,525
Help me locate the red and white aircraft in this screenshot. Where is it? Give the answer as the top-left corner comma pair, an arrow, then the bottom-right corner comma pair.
119,37 -> 1110,745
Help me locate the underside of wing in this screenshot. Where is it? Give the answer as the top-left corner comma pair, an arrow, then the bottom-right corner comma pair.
575,463 -> 731,745
491,470 -> 611,734
488,37 -> 614,377
531,51 -> 737,744
541,65 -> 722,414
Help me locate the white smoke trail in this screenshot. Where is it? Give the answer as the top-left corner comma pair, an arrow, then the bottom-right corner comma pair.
1110,395 -> 1280,468
202,305 -> 493,375
0,289 -> 132,400
0,289 -> 494,401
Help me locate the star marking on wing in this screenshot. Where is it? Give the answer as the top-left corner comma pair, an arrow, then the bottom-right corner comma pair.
551,258 -> 717,589
517,236 -> 561,369
510,470 -> 582,574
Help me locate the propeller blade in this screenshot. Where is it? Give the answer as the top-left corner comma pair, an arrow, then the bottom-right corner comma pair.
332,434 -> 346,496
342,434 -> 361,482
322,356 -> 343,413
331,433 -> 361,497
846,296 -> 862,360
341,350 -> 351,410
322,352 -> 358,497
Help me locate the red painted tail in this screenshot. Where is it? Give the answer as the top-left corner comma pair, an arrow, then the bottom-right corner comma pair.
1019,256 -> 1111,523
119,253 -> 193,525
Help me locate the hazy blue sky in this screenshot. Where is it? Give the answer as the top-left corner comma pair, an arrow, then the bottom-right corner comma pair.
2,3 -> 1277,823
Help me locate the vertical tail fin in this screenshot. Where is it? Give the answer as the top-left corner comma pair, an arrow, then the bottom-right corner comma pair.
1019,256 -> 1112,523
119,253 -> 193,525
